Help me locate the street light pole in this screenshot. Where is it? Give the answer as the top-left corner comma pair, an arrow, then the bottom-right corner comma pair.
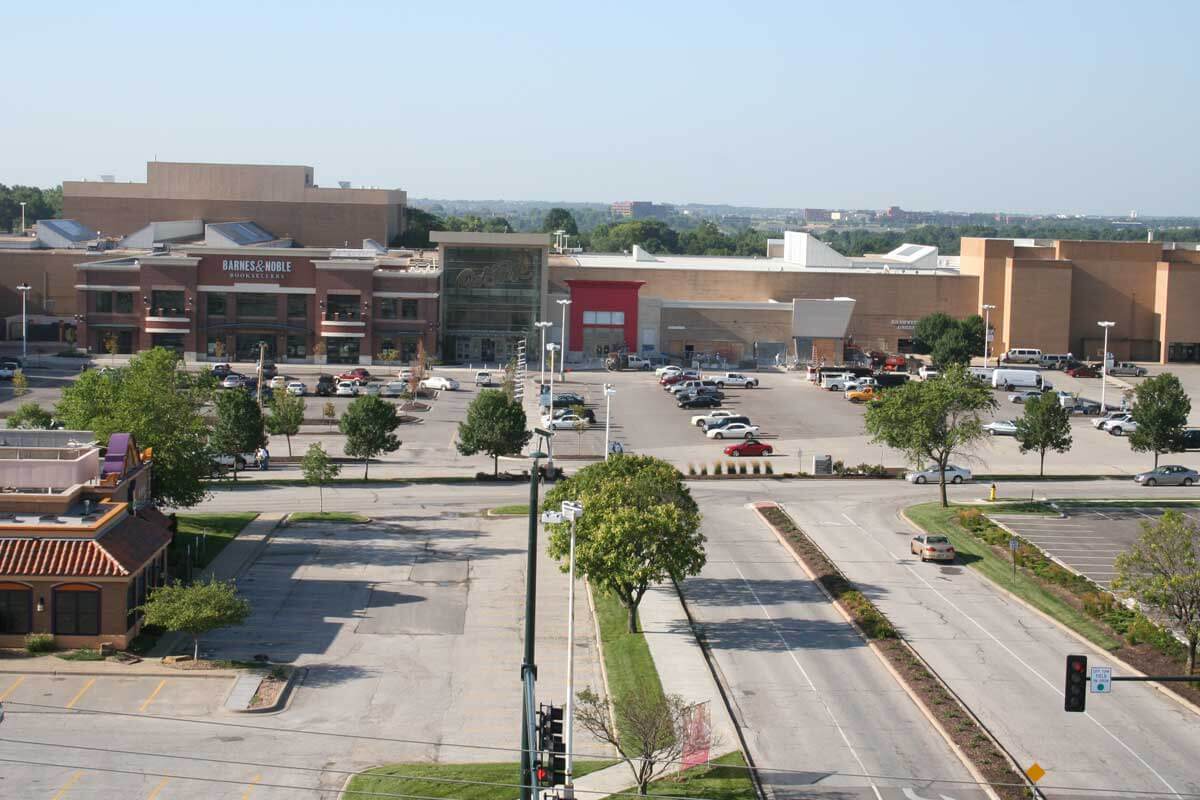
16,283 -> 31,362
557,299 -> 572,380
1098,321 -> 1115,411
982,304 -> 996,367
604,384 -> 616,460
545,344 -> 559,475
560,500 -> 584,790
520,449 -> 547,800
535,321 -> 553,386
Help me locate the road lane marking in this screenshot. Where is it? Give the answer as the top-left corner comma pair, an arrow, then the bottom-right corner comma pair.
0,675 -> 25,701
50,771 -> 83,800
731,562 -> 883,800
837,510 -> 1182,797
138,679 -> 167,713
65,678 -> 95,710
241,774 -> 262,799
146,778 -> 170,800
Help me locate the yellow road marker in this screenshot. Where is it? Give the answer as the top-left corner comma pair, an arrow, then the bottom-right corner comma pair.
0,675 -> 25,701
139,679 -> 167,712
146,777 -> 170,799
65,678 -> 95,709
241,774 -> 262,799
1026,762 -> 1046,783
50,770 -> 83,800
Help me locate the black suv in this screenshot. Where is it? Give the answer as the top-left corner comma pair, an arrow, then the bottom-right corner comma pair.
1177,429 -> 1200,451
315,374 -> 337,396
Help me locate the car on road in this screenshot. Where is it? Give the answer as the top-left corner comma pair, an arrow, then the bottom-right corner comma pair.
210,362 -> 232,378
661,370 -> 700,386
678,393 -> 721,409
714,372 -> 759,388
380,380 -> 408,397
705,422 -> 760,439
339,368 -> 371,383
724,439 -> 773,457
1065,364 -> 1100,378
335,380 -> 358,397
552,406 -> 596,423
1134,465 -> 1198,487
692,409 -> 739,428
918,365 -> 940,380
421,376 -> 460,391
1108,362 -> 1148,377
545,413 -> 588,431
655,364 -> 683,377
905,464 -> 971,484
315,374 -> 337,396
984,420 -> 1018,436
474,370 -> 493,386
222,373 -> 246,389
911,534 -> 956,562
845,386 -> 878,403
1101,414 -> 1137,435
286,380 -> 306,396
0,362 -> 18,380
269,375 -> 288,389
1008,390 -> 1046,404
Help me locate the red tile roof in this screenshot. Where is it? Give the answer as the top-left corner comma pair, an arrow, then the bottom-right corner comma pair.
0,512 -> 172,578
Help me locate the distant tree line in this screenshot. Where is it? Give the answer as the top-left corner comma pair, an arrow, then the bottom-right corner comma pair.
0,184 -> 62,233
815,223 -> 1200,257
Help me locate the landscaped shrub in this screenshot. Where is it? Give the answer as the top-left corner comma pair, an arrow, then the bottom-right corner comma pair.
25,633 -> 54,654
764,462 -> 774,475
832,459 -> 845,475
956,507 -> 987,531
687,464 -> 697,476
738,462 -> 747,475
713,462 -> 723,476
726,461 -> 737,475
699,464 -> 708,476
751,461 -> 761,475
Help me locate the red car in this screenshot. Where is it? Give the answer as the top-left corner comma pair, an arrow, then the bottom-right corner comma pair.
724,439 -> 773,457
1065,365 -> 1099,378
661,371 -> 699,386
338,368 -> 372,383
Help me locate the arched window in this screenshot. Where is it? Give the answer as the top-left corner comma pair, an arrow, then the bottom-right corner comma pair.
54,584 -> 100,636
0,582 -> 32,634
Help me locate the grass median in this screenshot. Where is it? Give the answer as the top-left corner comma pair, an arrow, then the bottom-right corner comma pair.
621,751 -> 755,800
592,589 -> 666,721
172,512 -> 258,572
288,511 -> 369,523
345,760 -> 614,800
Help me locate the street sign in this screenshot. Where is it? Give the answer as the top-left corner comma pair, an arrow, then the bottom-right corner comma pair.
1025,762 -> 1046,783
540,511 -> 564,525
1090,666 -> 1112,693
1009,537 -> 1019,551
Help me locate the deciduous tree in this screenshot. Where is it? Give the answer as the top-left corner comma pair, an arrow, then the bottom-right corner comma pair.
301,442 -> 341,512
913,312 -> 957,355
140,578 -> 252,662
541,207 -> 579,235
265,391 -> 305,457
1014,392 -> 1073,476
210,389 -> 266,482
6,401 -> 51,429
544,455 -> 705,632
1130,373 -> 1191,468
340,395 -> 401,479
455,389 -> 531,476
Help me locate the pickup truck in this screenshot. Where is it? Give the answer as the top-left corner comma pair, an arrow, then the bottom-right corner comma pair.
713,372 -> 759,388
823,373 -> 855,392
843,376 -> 878,392
1107,362 -> 1148,377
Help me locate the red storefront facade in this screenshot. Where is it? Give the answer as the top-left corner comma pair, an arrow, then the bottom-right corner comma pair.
564,279 -> 644,357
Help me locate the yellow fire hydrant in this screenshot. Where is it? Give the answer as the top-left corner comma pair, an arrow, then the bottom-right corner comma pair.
989,482 -> 997,503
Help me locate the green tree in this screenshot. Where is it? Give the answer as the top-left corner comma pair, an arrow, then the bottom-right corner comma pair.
11,369 -> 28,397
1114,511 -> 1200,673
340,395 -> 401,479
912,312 -> 957,355
1129,373 -> 1191,468
960,314 -> 986,357
210,390 -> 266,482
140,578 -> 251,662
1014,393 -> 1073,476
587,220 -> 680,254
930,327 -> 974,369
456,389 -> 531,476
6,402 -> 53,429
56,348 -> 214,507
300,442 -> 341,512
398,207 -> 443,248
322,400 -> 337,428
543,455 -> 705,632
265,391 -> 305,457
541,207 -> 579,236
863,363 -> 996,507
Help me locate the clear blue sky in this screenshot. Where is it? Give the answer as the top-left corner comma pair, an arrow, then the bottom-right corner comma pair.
2,0 -> 1197,215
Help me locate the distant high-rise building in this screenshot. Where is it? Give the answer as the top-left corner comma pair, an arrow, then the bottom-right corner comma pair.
802,208 -> 834,223
610,201 -> 669,219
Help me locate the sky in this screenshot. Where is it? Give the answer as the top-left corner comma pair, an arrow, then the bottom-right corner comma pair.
2,0 -> 1198,215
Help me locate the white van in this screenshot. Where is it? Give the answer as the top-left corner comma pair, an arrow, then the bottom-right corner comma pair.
1003,348 -> 1042,364
992,369 -> 1047,390
1039,353 -> 1074,369
969,366 -> 996,382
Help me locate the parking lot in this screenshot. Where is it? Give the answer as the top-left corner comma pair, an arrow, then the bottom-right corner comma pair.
990,505 -> 1200,588
0,670 -> 232,718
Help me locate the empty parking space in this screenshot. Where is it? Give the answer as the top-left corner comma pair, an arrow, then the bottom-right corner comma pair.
992,505 -> 1200,587
0,672 -> 233,718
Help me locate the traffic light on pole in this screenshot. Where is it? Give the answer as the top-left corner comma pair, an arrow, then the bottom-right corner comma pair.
1065,654 -> 1088,712
536,704 -> 567,787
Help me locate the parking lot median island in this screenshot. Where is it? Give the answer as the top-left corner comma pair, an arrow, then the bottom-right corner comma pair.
591,587 -> 667,730
908,503 -> 1200,708
287,511 -> 369,524
343,760 -> 616,800
755,503 -> 1031,800
616,750 -> 757,800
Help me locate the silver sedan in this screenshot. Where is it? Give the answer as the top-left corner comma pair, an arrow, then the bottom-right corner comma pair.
1133,465 -> 1198,487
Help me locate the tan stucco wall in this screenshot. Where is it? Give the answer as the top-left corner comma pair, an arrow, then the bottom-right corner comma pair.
1002,259 -> 1073,354
1156,260 -> 1200,361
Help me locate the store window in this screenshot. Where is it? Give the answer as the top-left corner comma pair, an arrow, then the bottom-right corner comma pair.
0,584 -> 32,634
54,585 -> 100,636
237,293 -> 276,318
326,295 -> 359,320
115,292 -> 134,314
583,311 -> 624,326
207,294 -> 227,317
286,335 -> 307,359
287,295 -> 307,319
402,299 -> 419,319
151,291 -> 185,315
151,333 -> 185,354
95,293 -> 113,313
378,299 -> 398,319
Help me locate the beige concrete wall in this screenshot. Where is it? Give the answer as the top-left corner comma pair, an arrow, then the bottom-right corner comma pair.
0,249 -> 117,319
1057,240 -> 1161,358
1002,259 -> 1073,354
659,306 -> 793,361
959,238 -> 1010,345
1156,260 -> 1200,361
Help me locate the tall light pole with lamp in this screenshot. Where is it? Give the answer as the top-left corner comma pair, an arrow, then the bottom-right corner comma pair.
542,499 -> 584,792
556,298 -> 572,380
535,320 -> 553,386
982,304 -> 996,367
520,440 -> 551,800
1098,321 -> 1116,411
545,343 -> 560,474
604,384 -> 616,459
16,283 -> 31,361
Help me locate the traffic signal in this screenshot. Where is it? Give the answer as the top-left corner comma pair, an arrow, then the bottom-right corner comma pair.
1065,654 -> 1088,712
536,704 -> 567,786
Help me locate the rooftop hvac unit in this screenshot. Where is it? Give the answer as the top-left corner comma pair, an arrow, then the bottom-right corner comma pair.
338,181 -> 351,189
100,174 -> 115,182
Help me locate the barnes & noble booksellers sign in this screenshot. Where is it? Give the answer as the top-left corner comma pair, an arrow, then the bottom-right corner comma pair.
222,258 -> 295,278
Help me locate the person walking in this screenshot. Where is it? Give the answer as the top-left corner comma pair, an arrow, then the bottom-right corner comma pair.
260,445 -> 270,471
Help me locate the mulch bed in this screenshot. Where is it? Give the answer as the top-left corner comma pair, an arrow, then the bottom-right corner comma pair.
757,504 -> 1031,800
249,671 -> 290,709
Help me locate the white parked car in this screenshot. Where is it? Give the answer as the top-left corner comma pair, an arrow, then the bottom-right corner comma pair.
474,370 -> 493,386
335,380 -> 358,397
984,420 -> 1018,436
222,374 -> 246,389
0,363 -> 17,380
918,365 -> 939,380
1102,415 -> 1137,436
545,413 -> 588,431
285,381 -> 306,396
269,375 -> 288,389
705,422 -> 760,439
692,409 -> 739,428
905,464 -> 972,484
1008,390 -> 1045,404
421,376 -> 460,391
843,376 -> 878,393
714,372 -> 758,388
398,367 -> 414,381
1093,410 -> 1127,429
380,380 -> 408,397
655,364 -> 682,377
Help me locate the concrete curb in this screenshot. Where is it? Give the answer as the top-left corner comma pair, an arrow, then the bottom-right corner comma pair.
583,580 -> 619,736
753,501 -> 1017,800
907,507 -> 1200,719
229,667 -> 305,715
0,665 -> 238,679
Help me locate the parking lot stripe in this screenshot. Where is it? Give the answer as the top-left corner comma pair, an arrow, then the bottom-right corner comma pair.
240,774 -> 262,799
65,678 -> 95,710
0,675 -> 24,701
49,771 -> 83,800
146,777 -> 170,800
139,679 -> 167,713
